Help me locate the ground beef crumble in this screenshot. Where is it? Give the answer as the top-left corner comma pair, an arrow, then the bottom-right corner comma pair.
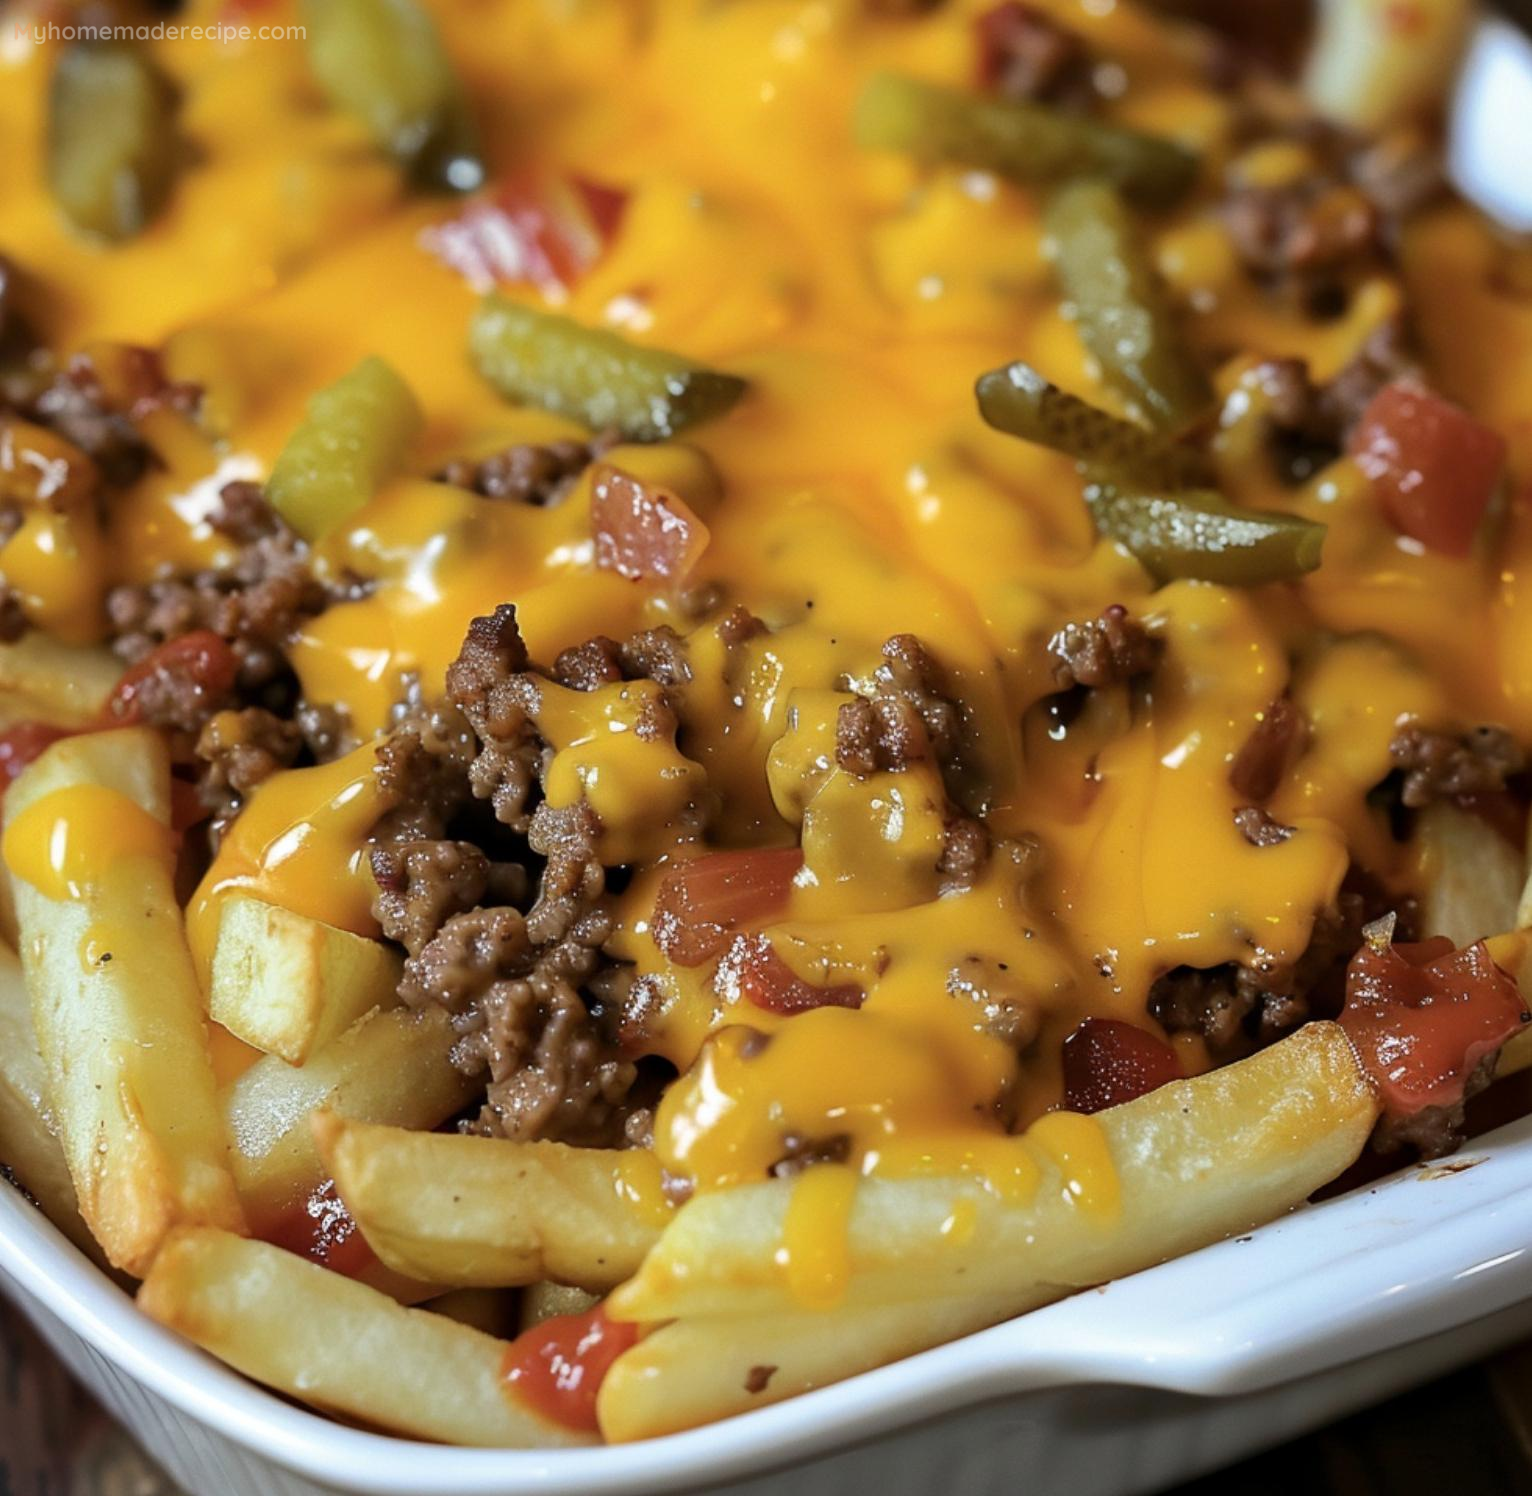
835,633 -> 963,777
976,3 -> 1098,110
1388,723 -> 1526,810
1149,870 -> 1411,1057
1046,605 -> 1160,691
436,437 -> 605,507
369,604 -> 649,1143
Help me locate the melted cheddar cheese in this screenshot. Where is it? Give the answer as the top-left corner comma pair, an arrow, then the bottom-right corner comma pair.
4,0 -> 1531,1209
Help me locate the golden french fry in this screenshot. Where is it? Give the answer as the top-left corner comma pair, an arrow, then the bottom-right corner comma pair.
138,1229 -> 594,1448
0,939 -> 100,1260
598,1289 -> 1045,1442
209,895 -> 402,1065
521,1282 -> 599,1331
4,729 -> 244,1274
0,635 -> 122,725
223,1005 -> 475,1232
1418,803 -> 1522,947
1304,0 -> 1471,131
610,1022 -> 1377,1324
314,1112 -> 671,1291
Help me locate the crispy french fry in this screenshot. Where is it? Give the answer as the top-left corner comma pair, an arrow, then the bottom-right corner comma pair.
1418,803 -> 1522,947
314,1112 -> 671,1290
0,635 -> 121,725
209,895 -> 402,1065
610,1022 -> 1376,1324
4,729 -> 244,1274
520,1282 -> 599,1331
1304,0 -> 1471,131
598,1289 -> 1045,1442
138,1229 -> 593,1448
0,939 -> 99,1260
223,1006 -> 475,1232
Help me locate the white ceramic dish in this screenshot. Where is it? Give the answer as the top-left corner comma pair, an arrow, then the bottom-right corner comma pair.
4,1108 -> 1532,1496
5,16 -> 1532,1496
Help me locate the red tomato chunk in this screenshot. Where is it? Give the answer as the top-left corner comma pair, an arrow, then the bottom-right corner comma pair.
421,171 -> 626,298
108,630 -> 239,725
263,1179 -> 375,1280
1340,935 -> 1528,1120
651,847 -> 805,966
1348,381 -> 1506,556
591,465 -> 711,583
1061,1017 -> 1181,1114
717,932 -> 864,1015
0,721 -> 74,794
501,1305 -> 638,1432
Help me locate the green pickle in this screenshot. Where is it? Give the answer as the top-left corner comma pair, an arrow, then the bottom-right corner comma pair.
470,297 -> 748,442
975,361 -> 1204,487
302,0 -> 484,192
854,72 -> 1199,207
1046,179 -> 1213,432
267,357 -> 423,542
1086,481 -> 1325,586
47,42 -> 179,242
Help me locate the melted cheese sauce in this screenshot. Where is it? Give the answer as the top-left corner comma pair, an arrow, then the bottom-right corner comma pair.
5,0 -> 1531,1200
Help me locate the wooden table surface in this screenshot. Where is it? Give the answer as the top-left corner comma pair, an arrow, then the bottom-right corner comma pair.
6,1296 -> 1532,1496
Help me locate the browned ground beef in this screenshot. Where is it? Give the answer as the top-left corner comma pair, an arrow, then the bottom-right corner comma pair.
1149,872 -> 1409,1056
1228,695 -> 1308,802
1388,723 -> 1526,809
1233,804 -> 1295,846
194,707 -> 304,846
369,604 -> 644,1143
23,347 -> 200,487
769,1132 -> 852,1178
1372,1052 -> 1498,1160
1252,319 -> 1416,482
1047,605 -> 1160,691
436,437 -> 603,506
978,3 -> 1096,109
835,633 -> 963,776
0,587 -> 28,643
938,813 -> 991,893
551,625 -> 691,693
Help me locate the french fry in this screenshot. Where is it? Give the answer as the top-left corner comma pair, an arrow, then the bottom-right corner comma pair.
313,1112 -> 671,1291
4,729 -> 244,1274
223,1006 -> 476,1232
521,1282 -> 599,1331
598,1289 -> 1045,1442
209,895 -> 402,1065
609,1022 -> 1377,1324
1418,803 -> 1522,947
138,1229 -> 594,1448
1304,0 -> 1472,131
0,939 -> 99,1260
0,635 -> 121,725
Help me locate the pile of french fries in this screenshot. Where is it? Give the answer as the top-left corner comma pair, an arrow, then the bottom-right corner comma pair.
0,631 -> 1524,1447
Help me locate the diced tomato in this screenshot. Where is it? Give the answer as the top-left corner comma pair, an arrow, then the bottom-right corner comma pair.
651,848 -> 805,967
1061,1017 -> 1182,1114
108,630 -> 239,725
169,773 -> 209,833
262,1179 -> 375,1280
718,932 -> 864,1016
1340,933 -> 1529,1120
1348,381 -> 1507,556
974,3 -> 1045,90
420,171 -> 627,299
0,722 -> 75,796
501,1305 -> 639,1432
591,465 -> 711,583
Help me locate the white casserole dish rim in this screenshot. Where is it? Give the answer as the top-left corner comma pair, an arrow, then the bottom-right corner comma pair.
3,1107 -> 1532,1496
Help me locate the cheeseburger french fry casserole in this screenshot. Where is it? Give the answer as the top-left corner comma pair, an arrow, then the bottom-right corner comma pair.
0,0 -> 1530,1448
